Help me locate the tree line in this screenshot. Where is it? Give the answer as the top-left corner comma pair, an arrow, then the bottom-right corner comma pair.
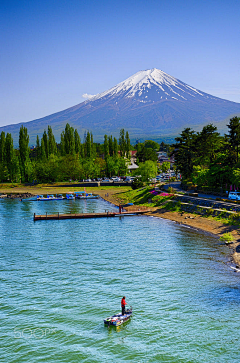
0,125 -> 138,183
173,116 -> 240,191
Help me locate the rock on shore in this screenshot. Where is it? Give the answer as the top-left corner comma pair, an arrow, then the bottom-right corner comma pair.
3,193 -> 35,199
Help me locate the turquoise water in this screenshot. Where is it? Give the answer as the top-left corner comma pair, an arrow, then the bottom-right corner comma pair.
0,198 -> 240,362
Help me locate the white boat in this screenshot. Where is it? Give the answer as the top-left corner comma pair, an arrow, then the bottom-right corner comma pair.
37,194 -> 56,201
37,194 -> 65,201
74,191 -> 99,199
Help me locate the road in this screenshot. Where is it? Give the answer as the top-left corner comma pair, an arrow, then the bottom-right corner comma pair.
164,181 -> 229,202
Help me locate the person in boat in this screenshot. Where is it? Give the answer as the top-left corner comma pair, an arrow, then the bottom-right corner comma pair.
121,296 -> 127,315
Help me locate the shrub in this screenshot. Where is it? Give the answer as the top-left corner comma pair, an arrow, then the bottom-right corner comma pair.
219,233 -> 234,243
207,208 -> 214,216
152,192 -> 174,206
131,178 -> 144,190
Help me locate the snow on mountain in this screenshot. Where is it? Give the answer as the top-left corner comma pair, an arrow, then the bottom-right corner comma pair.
84,68 -> 219,104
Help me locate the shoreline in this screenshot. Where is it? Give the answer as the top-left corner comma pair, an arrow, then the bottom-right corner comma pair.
98,190 -> 240,269
1,185 -> 240,268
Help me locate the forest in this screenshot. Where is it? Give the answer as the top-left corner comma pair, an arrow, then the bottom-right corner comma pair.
173,116 -> 240,192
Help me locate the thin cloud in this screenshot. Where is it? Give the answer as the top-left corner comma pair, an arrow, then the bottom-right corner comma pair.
82,93 -> 96,99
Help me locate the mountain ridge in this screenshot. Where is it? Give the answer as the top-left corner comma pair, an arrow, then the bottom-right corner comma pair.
1,68 -> 240,145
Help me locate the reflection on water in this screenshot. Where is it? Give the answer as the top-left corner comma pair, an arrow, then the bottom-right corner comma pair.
0,198 -> 240,362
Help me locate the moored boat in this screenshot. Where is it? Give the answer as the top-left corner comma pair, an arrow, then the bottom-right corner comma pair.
37,194 -> 64,201
74,191 -> 99,199
104,307 -> 132,326
37,195 -> 56,201
66,193 -> 75,200
55,194 -> 65,200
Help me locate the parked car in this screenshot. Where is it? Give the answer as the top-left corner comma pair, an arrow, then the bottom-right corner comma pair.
125,177 -> 135,182
228,192 -> 240,200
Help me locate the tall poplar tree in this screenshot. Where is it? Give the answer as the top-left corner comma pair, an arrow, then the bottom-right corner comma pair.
19,125 -> 30,181
48,126 -> 57,156
125,131 -> 131,158
85,131 -> 91,158
5,133 -> 16,181
74,129 -> 81,154
36,135 -> 40,160
64,123 -> 75,155
113,137 -> 118,155
119,129 -> 126,157
0,131 -> 6,163
104,135 -> 109,159
42,130 -> 48,159
108,135 -> 113,156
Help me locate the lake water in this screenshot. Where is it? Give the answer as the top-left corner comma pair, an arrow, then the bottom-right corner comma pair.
1,197 -> 240,362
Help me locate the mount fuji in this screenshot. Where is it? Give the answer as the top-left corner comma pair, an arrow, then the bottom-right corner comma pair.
2,68 -> 240,143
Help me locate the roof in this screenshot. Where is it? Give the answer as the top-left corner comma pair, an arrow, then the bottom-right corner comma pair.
128,163 -> 139,170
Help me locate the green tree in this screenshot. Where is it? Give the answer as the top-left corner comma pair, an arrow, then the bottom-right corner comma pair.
60,131 -> 65,156
136,143 -> 157,163
5,133 -> 15,181
108,135 -> 113,156
0,131 -> 6,163
195,124 -> 221,166
137,160 -> 157,182
113,137 -> 118,155
144,140 -> 159,149
74,129 -> 81,154
36,135 -> 40,160
119,129 -> 125,157
85,131 -> 92,158
173,128 -> 196,180
42,130 -> 49,159
161,161 -> 170,173
41,137 -> 46,160
48,126 -> 57,156
226,116 -> 240,164
125,131 -> 131,158
104,135 -> 109,159
64,123 -> 75,155
19,125 -> 30,182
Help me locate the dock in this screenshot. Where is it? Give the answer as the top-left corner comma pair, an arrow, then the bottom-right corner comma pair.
33,210 -> 150,221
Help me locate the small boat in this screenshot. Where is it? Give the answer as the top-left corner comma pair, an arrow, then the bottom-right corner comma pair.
74,191 -> 99,199
55,194 -> 65,200
104,307 -> 132,326
66,193 -> 75,200
37,194 -> 56,201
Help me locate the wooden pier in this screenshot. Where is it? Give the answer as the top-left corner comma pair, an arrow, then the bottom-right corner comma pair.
33,210 -> 150,221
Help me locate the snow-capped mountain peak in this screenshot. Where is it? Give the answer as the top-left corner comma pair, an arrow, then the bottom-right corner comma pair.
84,68 -> 216,104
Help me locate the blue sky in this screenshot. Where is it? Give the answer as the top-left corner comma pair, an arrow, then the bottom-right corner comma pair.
1,0 -> 240,127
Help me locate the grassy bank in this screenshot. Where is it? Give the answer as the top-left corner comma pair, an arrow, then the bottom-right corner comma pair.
0,182 -> 132,196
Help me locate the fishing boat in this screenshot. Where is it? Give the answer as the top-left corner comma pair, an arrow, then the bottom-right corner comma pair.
74,191 -> 99,199
104,307 -> 132,326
